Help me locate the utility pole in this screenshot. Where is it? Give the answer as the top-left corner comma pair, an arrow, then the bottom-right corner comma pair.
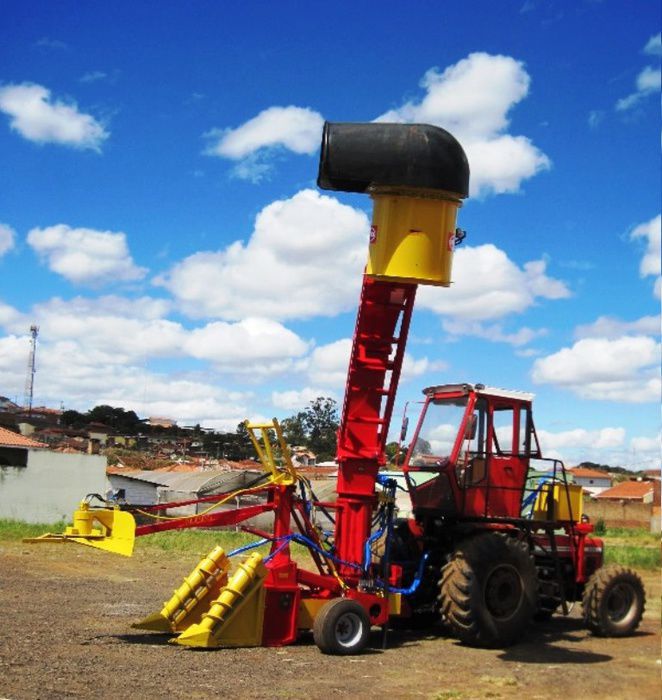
23,324 -> 39,415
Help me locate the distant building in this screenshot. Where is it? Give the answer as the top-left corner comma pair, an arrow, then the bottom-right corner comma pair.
291,447 -> 316,467
0,425 -> 47,465
148,416 -> 177,429
595,479 -> 659,505
0,425 -> 107,523
568,466 -> 612,496
0,396 -> 20,411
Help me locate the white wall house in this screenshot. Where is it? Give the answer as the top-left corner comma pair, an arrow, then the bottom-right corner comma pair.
568,466 -> 613,497
0,450 -> 107,523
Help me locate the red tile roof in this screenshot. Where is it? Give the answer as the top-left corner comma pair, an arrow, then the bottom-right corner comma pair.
569,467 -> 612,480
0,425 -> 47,449
595,480 -> 655,500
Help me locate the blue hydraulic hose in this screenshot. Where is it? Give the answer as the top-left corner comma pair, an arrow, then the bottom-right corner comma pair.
227,538 -> 270,557
521,477 -> 552,517
383,551 -> 430,595
363,525 -> 385,572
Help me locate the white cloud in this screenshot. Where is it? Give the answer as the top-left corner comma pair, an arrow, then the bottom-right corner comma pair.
443,318 -> 547,346
27,296 -> 183,363
0,83 -> 108,150
376,53 -> 550,196
34,38 -> 68,50
184,317 -> 309,373
628,432 -> 662,469
630,433 -> 661,453
574,315 -> 660,340
644,33 -> 662,56
417,244 -> 570,321
0,223 -> 16,256
0,297 -> 310,428
156,189 -> 369,321
616,39 -> 661,111
27,224 -> 147,286
537,427 -> 626,451
4,295 -> 310,379
205,106 -> 324,179
306,338 -> 352,387
588,110 -> 605,128
79,71 -> 108,84
536,426 -> 630,467
427,423 -> 459,455
104,379 -> 252,432
271,387 -> 337,411
636,65 -> 662,92
532,336 -> 661,402
630,214 -> 661,298
0,300 -> 20,326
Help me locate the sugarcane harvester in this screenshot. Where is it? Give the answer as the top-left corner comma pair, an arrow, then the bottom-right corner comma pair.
29,122 -> 645,653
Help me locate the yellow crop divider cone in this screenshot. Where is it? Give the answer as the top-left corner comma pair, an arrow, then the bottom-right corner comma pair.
133,545 -> 230,633
173,551 -> 267,649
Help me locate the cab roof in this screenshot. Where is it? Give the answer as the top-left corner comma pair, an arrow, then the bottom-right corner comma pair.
423,383 -> 535,403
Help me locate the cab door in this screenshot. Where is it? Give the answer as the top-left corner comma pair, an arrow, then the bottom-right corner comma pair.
485,401 -> 529,518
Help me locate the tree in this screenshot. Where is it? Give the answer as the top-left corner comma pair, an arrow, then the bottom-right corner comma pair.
282,397 -> 339,462
60,409 -> 87,429
384,441 -> 402,466
86,405 -> 142,434
281,412 -> 307,447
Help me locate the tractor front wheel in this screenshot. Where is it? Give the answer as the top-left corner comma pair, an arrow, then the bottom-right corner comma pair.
439,533 -> 537,647
313,598 -> 371,655
582,565 -> 645,637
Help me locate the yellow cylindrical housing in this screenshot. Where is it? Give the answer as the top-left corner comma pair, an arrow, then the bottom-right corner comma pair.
68,503 -> 95,536
366,191 -> 462,287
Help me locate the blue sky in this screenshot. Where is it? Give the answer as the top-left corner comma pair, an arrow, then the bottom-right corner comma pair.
0,1 -> 659,469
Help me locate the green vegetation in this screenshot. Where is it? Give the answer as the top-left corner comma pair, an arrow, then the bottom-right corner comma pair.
0,518 -> 311,563
602,526 -> 660,570
281,396 -> 339,461
0,518 -> 65,539
604,545 -> 660,570
3,518 -> 658,569
140,528 -> 271,555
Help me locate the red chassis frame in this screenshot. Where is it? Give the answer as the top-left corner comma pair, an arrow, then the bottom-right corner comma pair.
126,276 -> 415,644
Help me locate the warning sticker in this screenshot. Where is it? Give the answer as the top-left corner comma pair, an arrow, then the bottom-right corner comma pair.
447,231 -> 455,252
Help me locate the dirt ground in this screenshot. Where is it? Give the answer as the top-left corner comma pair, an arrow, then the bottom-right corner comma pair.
1,542 -> 659,700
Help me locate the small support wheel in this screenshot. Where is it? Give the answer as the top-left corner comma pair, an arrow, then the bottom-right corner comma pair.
583,565 -> 645,637
313,598 -> 371,655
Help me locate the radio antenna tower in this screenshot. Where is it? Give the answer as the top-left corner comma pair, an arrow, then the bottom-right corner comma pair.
23,324 -> 39,414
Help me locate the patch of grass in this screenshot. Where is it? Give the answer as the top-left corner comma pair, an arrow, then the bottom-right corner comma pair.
603,526 -> 659,545
0,518 -> 65,540
141,528 -> 271,555
600,526 -> 660,570
604,545 -> 660,570
0,517 -> 312,564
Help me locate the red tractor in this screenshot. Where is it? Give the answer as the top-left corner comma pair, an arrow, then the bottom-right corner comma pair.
388,381 -> 645,646
30,121 -> 645,654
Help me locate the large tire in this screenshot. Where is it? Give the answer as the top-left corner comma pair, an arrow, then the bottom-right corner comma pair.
582,565 -> 645,637
439,533 -> 537,647
313,598 -> 371,655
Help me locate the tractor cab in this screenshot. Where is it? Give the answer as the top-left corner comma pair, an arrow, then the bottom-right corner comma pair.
403,383 -> 542,521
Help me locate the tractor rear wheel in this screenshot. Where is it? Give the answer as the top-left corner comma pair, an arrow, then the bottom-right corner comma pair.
582,565 -> 645,637
313,598 -> 371,655
439,533 -> 537,647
